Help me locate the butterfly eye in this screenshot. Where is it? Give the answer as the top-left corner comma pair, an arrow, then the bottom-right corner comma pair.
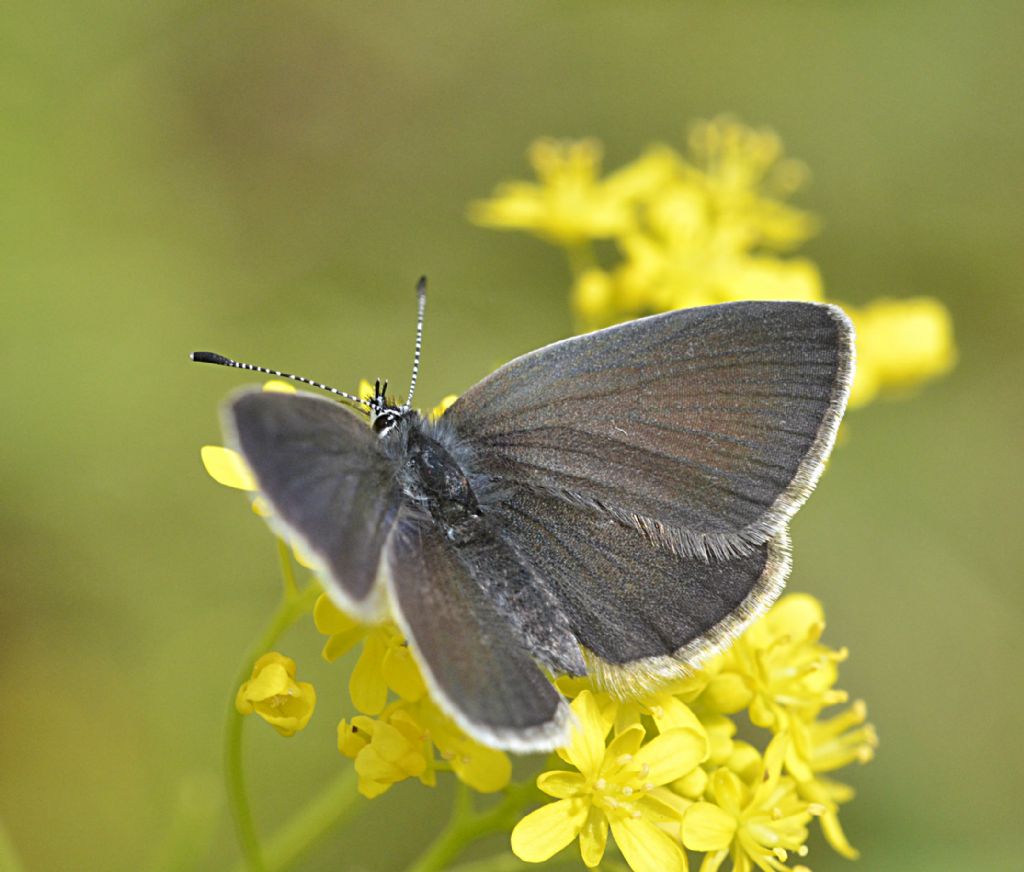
371,407 -> 402,435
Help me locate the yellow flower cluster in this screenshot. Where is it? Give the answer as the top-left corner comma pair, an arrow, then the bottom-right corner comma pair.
315,595 -> 512,798
472,115 -> 956,407
510,594 -> 876,871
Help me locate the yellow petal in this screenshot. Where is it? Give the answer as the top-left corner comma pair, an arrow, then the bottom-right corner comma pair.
320,628 -> 365,662
726,740 -> 763,785
698,848 -> 730,872
671,765 -> 708,800
200,445 -> 256,490
559,691 -> 608,775
451,743 -> 512,794
767,593 -> 824,639
821,808 -> 860,860
610,815 -> 689,872
262,380 -> 296,393
430,394 -> 459,420
537,771 -> 587,799
243,663 -> 292,701
338,718 -> 370,758
578,805 -> 608,868
682,802 -> 737,852
349,634 -> 389,715
634,728 -> 708,785
313,594 -> 360,634
510,798 -> 588,863
709,768 -> 746,816
382,645 -> 426,701
641,786 -> 692,823
251,652 -> 296,676
603,723 -> 645,764
647,694 -> 706,740
701,671 -> 752,714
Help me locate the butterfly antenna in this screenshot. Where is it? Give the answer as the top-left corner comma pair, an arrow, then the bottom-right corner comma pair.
403,276 -> 427,410
190,351 -> 374,413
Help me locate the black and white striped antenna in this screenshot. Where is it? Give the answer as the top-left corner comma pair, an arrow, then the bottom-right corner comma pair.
189,351 -> 375,413
403,276 -> 427,410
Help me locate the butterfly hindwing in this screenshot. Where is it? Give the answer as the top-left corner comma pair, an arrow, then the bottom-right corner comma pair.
385,514 -> 572,752
225,390 -> 400,619
445,301 -> 853,560
489,484 -> 790,693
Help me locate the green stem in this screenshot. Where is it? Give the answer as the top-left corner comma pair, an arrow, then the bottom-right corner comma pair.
405,781 -> 540,872
230,768 -> 361,872
276,539 -> 298,598
225,577 -> 321,871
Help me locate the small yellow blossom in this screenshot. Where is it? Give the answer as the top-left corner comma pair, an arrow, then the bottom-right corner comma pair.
235,652 -> 316,737
314,595 -> 425,714
682,735 -> 816,872
511,690 -> 706,871
700,594 -> 848,731
338,710 -> 431,798
846,296 -> 957,406
470,139 -> 638,245
788,700 -> 878,860
338,698 -> 512,797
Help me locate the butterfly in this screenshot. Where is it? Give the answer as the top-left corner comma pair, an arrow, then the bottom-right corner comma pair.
193,279 -> 854,752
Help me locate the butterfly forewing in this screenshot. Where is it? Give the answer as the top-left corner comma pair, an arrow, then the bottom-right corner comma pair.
225,390 -> 400,619
445,301 -> 853,560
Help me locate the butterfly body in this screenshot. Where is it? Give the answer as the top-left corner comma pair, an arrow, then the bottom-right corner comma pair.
208,299 -> 854,752
388,413 -> 483,538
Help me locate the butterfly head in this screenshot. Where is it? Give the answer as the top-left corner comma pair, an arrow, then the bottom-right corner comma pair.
191,276 -> 430,438
369,378 -> 409,436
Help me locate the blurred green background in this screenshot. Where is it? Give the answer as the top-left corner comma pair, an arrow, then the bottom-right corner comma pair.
2,2 -> 1021,870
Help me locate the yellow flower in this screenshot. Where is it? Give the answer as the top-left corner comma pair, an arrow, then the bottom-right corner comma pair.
511,690 -> 706,871
682,734 -> 816,872
338,709 -> 432,799
846,296 -> 957,406
470,139 -> 638,245
787,701 -> 878,860
474,115 -> 956,408
235,652 -> 316,737
685,115 -> 817,251
314,595 -> 425,715
407,697 -> 513,793
699,594 -> 848,730
338,698 -> 512,798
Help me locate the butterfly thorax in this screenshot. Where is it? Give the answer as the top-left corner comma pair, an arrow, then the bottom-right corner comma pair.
387,414 -> 483,540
